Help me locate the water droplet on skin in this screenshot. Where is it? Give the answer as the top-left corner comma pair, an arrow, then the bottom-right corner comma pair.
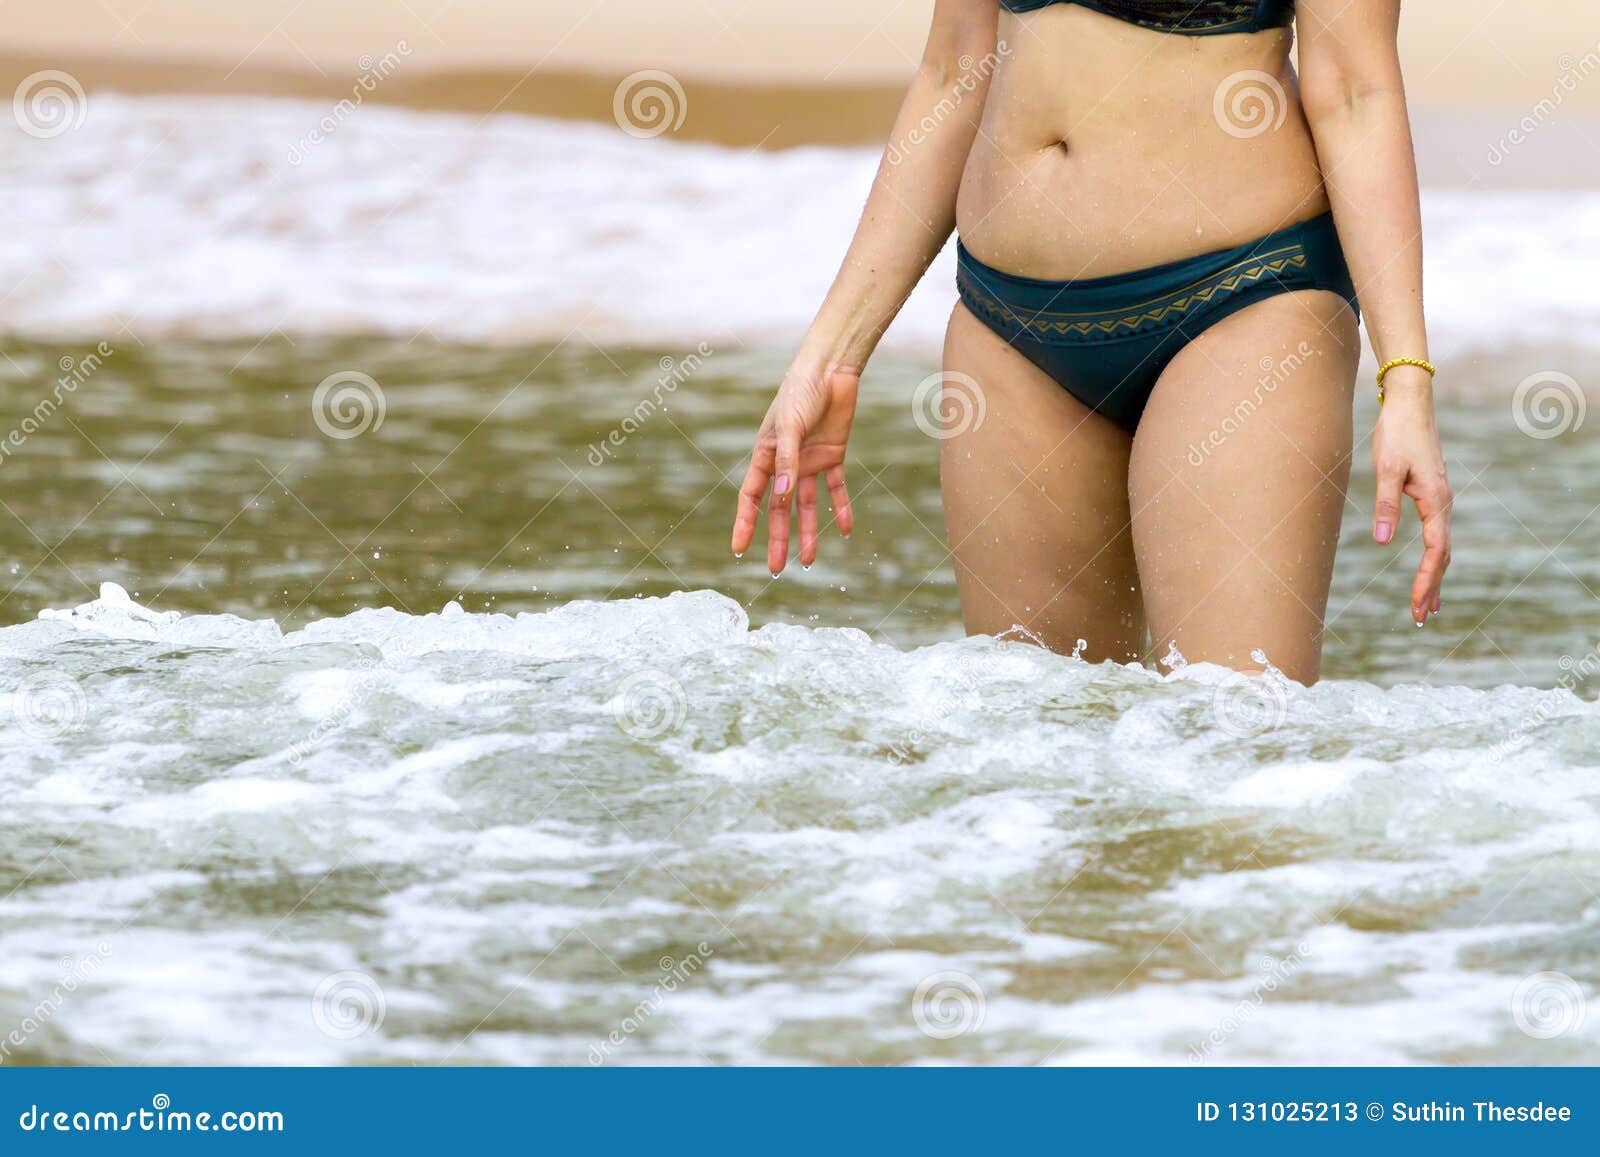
734,552 -> 743,559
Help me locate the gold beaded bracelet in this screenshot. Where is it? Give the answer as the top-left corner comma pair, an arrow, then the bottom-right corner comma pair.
1376,357 -> 1436,405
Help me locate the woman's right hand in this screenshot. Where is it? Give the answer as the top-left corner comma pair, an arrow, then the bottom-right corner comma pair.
731,359 -> 860,576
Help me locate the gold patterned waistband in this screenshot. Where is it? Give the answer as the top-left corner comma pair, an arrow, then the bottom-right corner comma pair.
957,243 -> 1310,343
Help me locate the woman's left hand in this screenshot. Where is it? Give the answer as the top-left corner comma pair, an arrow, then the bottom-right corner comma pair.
1370,368 -> 1452,626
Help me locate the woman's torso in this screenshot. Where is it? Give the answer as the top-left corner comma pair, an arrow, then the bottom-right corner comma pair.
956,1 -> 1329,280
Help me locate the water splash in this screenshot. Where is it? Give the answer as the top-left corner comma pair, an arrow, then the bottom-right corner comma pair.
1,584 -> 1597,1066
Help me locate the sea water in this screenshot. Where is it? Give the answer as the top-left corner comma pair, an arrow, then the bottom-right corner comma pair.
0,96 -> 1597,1065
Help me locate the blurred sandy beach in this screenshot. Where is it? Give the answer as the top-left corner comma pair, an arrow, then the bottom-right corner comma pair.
3,0 -> 1599,179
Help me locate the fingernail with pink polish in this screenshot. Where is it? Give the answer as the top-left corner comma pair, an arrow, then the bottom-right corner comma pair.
775,475 -> 792,497
1375,523 -> 1393,544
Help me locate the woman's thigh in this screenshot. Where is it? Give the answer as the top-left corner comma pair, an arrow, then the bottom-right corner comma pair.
939,303 -> 1145,662
1128,291 -> 1361,683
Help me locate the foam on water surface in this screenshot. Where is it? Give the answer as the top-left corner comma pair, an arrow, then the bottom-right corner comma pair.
2,585 -> 1597,1064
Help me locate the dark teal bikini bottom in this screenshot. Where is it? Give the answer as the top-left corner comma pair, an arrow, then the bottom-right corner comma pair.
955,212 -> 1358,433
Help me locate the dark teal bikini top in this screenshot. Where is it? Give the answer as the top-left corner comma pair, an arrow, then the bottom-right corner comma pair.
1001,0 -> 1294,35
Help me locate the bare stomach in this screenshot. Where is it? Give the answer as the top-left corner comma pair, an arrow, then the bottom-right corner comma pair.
956,5 -> 1330,280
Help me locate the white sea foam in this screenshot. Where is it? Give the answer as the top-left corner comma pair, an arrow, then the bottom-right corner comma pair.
3,95 -> 1597,355
1,584 -> 1598,1064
